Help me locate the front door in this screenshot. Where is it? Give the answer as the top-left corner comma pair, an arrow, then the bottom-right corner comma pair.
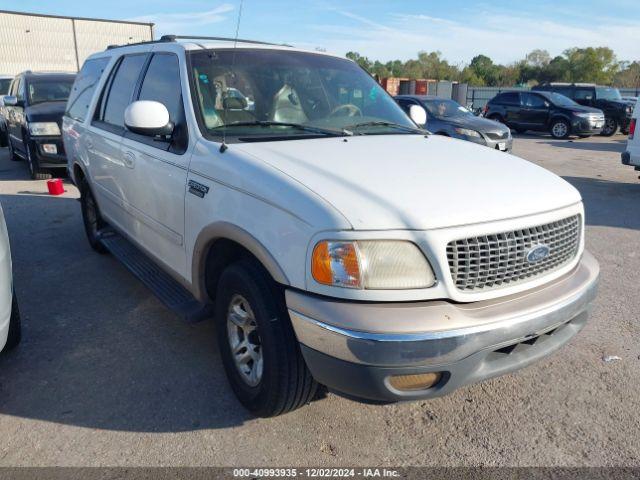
117,52 -> 190,278
520,93 -> 550,129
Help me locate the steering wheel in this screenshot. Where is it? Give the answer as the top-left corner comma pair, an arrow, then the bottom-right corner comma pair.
329,104 -> 363,118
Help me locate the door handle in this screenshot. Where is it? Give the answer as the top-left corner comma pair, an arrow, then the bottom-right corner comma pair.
123,151 -> 136,169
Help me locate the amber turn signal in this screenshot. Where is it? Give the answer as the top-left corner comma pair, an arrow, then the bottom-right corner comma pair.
388,372 -> 442,391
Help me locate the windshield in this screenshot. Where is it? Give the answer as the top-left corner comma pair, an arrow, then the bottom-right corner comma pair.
421,98 -> 472,118
27,78 -> 74,104
0,79 -> 11,95
595,87 -> 622,101
189,49 -> 416,140
548,92 -> 578,107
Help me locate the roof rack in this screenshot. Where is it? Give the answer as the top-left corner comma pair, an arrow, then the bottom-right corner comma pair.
105,34 -> 291,52
160,35 -> 290,47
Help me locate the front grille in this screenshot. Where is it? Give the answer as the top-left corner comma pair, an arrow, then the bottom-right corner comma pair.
447,215 -> 581,292
485,131 -> 509,140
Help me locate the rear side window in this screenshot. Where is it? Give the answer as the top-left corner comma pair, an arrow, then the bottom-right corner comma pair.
98,54 -> 147,130
495,92 -> 520,105
66,57 -> 110,122
574,88 -> 594,101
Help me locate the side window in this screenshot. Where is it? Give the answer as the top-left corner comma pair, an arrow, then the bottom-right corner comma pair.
132,53 -> 188,153
522,93 -> 547,108
96,54 -> 147,131
66,57 -> 110,122
497,92 -> 520,106
554,86 -> 573,98
15,78 -> 24,102
574,88 -> 594,101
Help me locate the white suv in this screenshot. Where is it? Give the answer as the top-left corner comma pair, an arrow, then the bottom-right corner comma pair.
63,36 -> 599,417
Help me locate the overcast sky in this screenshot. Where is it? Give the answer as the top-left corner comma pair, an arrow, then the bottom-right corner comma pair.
14,0 -> 640,64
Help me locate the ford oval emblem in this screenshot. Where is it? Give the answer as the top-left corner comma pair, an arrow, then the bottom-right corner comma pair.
526,244 -> 550,263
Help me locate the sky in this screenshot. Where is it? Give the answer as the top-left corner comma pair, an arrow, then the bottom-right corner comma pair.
9,0 -> 640,65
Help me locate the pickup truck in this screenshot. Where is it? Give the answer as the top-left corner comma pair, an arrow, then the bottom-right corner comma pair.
62,35 -> 599,417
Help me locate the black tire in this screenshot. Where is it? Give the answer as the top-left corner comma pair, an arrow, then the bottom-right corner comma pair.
550,118 -> 571,139
215,258 -> 319,417
0,129 -> 6,148
600,117 -> 618,137
621,127 -> 629,136
3,292 -> 21,352
79,179 -> 108,254
25,142 -> 51,180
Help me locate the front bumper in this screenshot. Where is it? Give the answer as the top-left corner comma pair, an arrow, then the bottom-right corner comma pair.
288,251 -> 599,402
571,118 -> 603,135
28,137 -> 67,168
458,133 -> 512,152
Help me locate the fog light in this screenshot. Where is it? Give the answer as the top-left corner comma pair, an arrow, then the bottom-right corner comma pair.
388,372 -> 442,391
42,144 -> 57,155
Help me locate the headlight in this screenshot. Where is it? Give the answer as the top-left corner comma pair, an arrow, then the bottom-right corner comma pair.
311,240 -> 436,290
575,113 -> 592,118
28,122 -> 61,136
454,127 -> 481,137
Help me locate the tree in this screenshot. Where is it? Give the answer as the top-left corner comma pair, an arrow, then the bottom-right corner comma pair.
469,54 -> 500,86
563,47 -> 618,84
345,51 -> 372,71
614,61 -> 640,88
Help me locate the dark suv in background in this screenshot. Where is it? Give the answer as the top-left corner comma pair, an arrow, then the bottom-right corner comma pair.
532,83 -> 633,136
2,71 -> 76,179
484,90 -> 604,139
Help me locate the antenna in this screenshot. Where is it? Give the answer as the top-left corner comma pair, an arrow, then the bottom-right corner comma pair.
220,0 -> 244,153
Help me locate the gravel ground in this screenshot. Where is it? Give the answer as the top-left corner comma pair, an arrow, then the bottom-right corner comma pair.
0,133 -> 638,467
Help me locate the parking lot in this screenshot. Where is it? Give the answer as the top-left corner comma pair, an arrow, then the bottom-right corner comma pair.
0,133 -> 638,467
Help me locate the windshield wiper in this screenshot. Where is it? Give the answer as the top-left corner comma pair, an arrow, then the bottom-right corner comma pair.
211,121 -> 350,137
344,121 -> 426,135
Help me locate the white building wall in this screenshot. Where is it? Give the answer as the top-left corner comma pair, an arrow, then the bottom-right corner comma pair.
0,11 -> 153,76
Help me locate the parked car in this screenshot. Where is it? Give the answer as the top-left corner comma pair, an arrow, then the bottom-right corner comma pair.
484,90 -> 604,139
0,202 -> 21,354
396,95 -> 512,152
2,71 -> 76,179
621,102 -> 639,172
622,96 -> 638,105
532,83 -> 633,136
0,74 -> 13,147
63,36 -> 599,417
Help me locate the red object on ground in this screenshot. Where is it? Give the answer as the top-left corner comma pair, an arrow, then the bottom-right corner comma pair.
47,179 -> 65,195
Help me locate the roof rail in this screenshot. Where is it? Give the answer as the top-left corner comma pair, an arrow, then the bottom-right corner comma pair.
160,34 -> 289,47
106,37 -> 174,50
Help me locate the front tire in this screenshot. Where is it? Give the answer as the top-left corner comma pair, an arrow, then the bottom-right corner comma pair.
79,179 -> 108,254
600,117 -> 618,137
3,292 -> 21,352
550,119 -> 570,139
26,143 -> 51,180
215,259 -> 319,417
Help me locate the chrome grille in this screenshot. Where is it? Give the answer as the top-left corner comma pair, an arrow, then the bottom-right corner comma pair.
485,131 -> 509,140
447,215 -> 581,292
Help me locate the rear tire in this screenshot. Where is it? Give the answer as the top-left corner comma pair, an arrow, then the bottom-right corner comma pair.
3,292 -> 21,352
79,179 -> 108,254
26,143 -> 51,180
215,258 -> 319,417
600,117 -> 618,137
7,139 -> 21,162
0,129 -> 6,148
550,119 -> 570,139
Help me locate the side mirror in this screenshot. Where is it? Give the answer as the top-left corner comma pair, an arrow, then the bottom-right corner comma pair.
409,104 -> 427,127
3,96 -> 18,107
124,100 -> 174,137
544,101 -> 550,108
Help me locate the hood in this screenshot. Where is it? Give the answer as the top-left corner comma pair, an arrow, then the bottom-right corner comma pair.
25,101 -> 66,123
441,114 -> 509,132
236,134 -> 582,230
565,104 -> 603,114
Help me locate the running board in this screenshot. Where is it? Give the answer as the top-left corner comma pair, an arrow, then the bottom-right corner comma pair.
98,229 -> 213,323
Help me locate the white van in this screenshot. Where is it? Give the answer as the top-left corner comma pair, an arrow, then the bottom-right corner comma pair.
63,36 -> 599,417
622,103 -> 639,170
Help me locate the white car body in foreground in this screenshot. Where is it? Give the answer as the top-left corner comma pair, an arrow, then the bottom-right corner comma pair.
0,203 -> 16,352
63,38 -> 599,416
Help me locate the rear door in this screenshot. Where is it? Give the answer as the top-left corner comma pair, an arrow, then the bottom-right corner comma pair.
520,93 -> 550,129
87,53 -> 148,229
117,51 -> 190,277
497,92 -> 522,125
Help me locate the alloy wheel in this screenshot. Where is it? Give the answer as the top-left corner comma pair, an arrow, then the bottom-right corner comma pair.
226,294 -> 263,387
552,122 -> 568,138
602,118 -> 616,136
